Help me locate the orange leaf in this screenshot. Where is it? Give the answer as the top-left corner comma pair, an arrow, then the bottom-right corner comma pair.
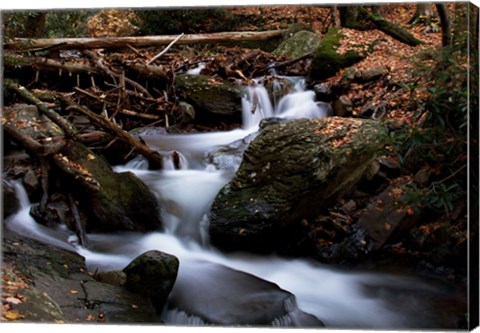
3,310 -> 25,320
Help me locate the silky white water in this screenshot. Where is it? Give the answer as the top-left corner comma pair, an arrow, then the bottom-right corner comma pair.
4,78 -> 460,329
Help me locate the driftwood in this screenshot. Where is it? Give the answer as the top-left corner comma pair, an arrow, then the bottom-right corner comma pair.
4,30 -> 286,51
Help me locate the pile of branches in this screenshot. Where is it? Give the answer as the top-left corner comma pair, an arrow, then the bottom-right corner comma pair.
3,31 -> 303,135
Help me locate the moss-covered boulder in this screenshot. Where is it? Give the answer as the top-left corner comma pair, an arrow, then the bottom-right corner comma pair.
309,29 -> 365,81
123,250 -> 179,313
175,74 -> 242,119
60,141 -> 163,232
273,30 -> 321,58
209,117 -> 387,253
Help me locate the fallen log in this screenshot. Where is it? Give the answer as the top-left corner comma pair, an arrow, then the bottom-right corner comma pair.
364,12 -> 424,46
4,30 -> 286,51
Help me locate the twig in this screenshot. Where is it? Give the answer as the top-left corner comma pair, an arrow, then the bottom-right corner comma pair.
68,193 -> 89,248
147,33 -> 184,65
74,86 -> 102,101
119,109 -> 162,120
84,50 -> 153,98
126,43 -> 145,58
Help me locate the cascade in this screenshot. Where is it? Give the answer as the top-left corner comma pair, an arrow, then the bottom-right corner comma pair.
4,77 -> 460,329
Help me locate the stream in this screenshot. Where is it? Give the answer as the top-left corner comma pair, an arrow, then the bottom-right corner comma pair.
5,77 -> 466,329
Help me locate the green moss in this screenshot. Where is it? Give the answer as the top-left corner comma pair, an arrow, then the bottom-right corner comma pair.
309,28 -> 365,81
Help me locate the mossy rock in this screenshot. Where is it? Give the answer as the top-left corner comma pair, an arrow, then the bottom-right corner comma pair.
273,30 -> 321,58
123,250 -> 179,313
309,29 -> 365,81
60,141 -> 163,232
209,117 -> 387,253
175,74 -> 242,119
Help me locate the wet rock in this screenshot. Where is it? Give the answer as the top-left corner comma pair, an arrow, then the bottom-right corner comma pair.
313,83 -> 334,102
3,179 -> 20,219
22,169 -> 40,196
204,132 -> 257,171
2,103 -> 64,139
333,95 -> 353,117
357,181 -> 421,251
209,117 -> 387,253
325,177 -> 422,262
94,270 -> 126,287
123,250 -> 179,313
175,74 -> 242,119
273,30 -> 321,58
166,261 -> 324,327
2,228 -> 155,323
178,101 -> 196,123
62,141 -> 163,232
339,67 -> 357,90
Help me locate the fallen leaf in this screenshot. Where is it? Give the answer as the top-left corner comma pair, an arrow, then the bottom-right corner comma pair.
5,297 -> 22,305
3,310 -> 25,320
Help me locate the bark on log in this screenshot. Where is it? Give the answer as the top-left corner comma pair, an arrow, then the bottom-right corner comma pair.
4,30 -> 286,51
4,53 -> 100,75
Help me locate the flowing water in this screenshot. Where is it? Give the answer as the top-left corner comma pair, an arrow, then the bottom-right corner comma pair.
4,78 -> 466,329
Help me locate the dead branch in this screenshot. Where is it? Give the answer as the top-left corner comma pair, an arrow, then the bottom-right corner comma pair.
119,109 -> 162,120
84,50 -> 153,98
63,101 -> 164,169
147,33 -> 184,65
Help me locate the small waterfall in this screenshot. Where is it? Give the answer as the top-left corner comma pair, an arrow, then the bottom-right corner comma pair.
5,181 -> 76,252
240,76 -> 329,132
11,180 -> 30,209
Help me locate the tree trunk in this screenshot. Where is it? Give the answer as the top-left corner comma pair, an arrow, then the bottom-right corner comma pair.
435,3 -> 452,46
408,3 -> 435,24
339,6 -> 360,29
4,30 -> 286,51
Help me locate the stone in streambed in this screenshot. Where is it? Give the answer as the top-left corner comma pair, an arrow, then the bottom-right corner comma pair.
175,74 -> 242,119
166,260 -> 323,327
209,117 -> 387,253
123,250 -> 179,313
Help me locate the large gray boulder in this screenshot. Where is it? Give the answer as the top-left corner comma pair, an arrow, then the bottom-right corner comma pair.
209,117 -> 387,253
175,74 -> 242,119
